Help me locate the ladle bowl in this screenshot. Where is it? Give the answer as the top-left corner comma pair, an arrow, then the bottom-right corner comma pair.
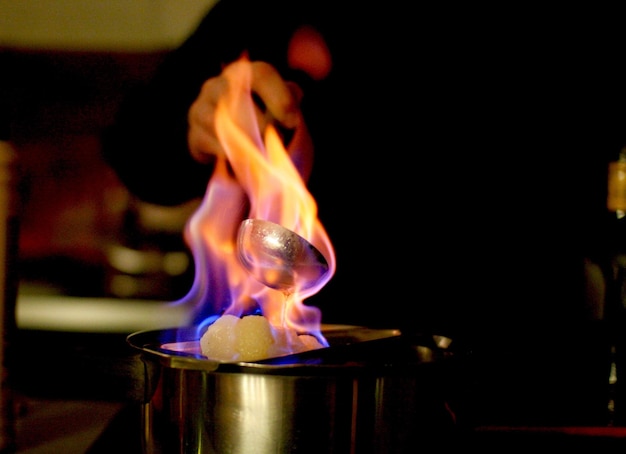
236,218 -> 329,291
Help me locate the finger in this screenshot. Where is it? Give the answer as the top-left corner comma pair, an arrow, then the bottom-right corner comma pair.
187,77 -> 228,162
250,62 -> 300,129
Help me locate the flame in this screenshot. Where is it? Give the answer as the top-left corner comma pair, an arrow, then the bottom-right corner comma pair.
174,56 -> 335,347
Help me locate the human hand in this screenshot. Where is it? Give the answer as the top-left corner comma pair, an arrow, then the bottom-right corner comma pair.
187,60 -> 313,180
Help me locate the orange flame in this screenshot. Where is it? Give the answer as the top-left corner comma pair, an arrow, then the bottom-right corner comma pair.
175,56 -> 335,343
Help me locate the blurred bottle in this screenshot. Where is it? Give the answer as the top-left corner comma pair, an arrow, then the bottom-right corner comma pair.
603,146 -> 626,426
0,139 -> 19,453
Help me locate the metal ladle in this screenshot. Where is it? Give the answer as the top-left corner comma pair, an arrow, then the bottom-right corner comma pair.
237,219 -> 329,291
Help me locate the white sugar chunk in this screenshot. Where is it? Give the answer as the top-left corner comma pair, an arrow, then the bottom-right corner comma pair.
200,314 -> 239,361
200,314 -> 325,362
234,315 -> 275,361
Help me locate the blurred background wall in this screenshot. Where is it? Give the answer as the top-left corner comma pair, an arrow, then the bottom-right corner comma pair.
0,0 -> 217,300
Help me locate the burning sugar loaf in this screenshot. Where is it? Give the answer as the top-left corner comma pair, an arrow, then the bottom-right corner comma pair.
200,315 -> 324,362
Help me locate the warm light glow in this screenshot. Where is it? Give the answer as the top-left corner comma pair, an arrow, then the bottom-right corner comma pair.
287,25 -> 332,81
172,56 -> 336,348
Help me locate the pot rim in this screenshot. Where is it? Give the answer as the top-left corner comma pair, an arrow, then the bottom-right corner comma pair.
127,324 -> 454,375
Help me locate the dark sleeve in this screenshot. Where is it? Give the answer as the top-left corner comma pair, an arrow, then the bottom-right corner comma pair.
102,0 -> 307,206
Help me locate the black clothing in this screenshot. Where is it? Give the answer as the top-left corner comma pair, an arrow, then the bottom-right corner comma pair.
103,1 -> 626,426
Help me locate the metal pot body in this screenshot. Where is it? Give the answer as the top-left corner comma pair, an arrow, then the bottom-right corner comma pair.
129,327 -> 458,454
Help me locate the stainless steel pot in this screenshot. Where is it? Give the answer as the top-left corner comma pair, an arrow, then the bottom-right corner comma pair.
127,325 -> 461,454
